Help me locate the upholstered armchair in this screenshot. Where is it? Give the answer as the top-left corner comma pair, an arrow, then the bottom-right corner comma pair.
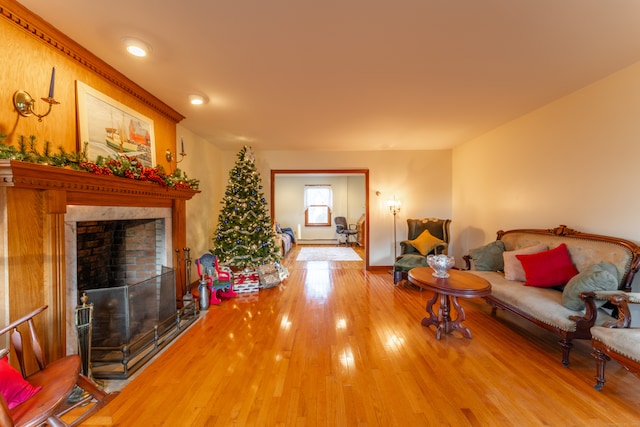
393,218 -> 451,284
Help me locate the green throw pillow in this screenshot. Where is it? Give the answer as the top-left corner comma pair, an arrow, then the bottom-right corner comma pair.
469,241 -> 505,271
562,263 -> 619,310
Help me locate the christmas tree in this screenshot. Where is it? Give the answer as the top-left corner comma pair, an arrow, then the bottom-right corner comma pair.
212,146 -> 281,269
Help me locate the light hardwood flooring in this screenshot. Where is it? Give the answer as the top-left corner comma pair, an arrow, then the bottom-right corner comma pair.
78,245 -> 640,426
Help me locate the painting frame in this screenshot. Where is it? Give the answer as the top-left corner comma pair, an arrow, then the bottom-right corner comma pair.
76,80 -> 156,167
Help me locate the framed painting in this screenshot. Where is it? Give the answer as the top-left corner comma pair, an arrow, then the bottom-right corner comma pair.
76,81 -> 156,167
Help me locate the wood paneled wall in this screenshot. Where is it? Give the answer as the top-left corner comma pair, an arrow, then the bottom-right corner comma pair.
0,0 -> 192,362
0,0 -> 183,165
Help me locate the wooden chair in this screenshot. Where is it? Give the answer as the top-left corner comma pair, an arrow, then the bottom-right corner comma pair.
589,292 -> 640,390
0,305 -> 113,426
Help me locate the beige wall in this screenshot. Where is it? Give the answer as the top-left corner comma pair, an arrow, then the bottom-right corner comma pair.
452,60 -> 640,288
274,174 -> 365,242
197,149 -> 452,266
178,124 -> 225,262
261,150 -> 451,266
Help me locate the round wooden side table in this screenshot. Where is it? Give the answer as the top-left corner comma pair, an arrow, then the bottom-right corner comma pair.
408,267 -> 491,339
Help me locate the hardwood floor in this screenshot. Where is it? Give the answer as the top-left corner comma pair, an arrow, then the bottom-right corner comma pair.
78,245 -> 640,426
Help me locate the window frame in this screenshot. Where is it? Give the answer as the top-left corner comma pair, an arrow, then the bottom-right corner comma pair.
303,185 -> 333,227
305,205 -> 332,226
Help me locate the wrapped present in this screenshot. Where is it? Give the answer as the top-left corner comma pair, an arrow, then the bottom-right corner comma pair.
256,263 -> 289,287
258,263 -> 280,289
257,263 -> 277,276
234,271 -> 259,293
260,272 -> 280,289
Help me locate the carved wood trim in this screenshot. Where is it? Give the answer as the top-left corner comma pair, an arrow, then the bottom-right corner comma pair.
0,160 -> 198,207
495,224 -> 640,292
0,0 -> 185,124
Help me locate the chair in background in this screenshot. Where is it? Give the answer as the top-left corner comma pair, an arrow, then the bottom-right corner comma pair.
213,255 -> 232,281
195,254 -> 236,305
335,216 -> 358,247
393,218 -> 451,284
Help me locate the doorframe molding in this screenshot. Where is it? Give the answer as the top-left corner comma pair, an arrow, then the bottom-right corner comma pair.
270,169 -> 369,270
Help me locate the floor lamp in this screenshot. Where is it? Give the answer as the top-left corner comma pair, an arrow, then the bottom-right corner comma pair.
388,199 -> 401,260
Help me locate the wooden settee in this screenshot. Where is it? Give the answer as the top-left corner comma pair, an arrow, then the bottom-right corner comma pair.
464,225 -> 640,366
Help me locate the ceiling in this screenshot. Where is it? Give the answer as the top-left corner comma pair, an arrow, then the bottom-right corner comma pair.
17,0 -> 640,152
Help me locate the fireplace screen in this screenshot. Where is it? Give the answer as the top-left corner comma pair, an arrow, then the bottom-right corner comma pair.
86,266 -> 197,379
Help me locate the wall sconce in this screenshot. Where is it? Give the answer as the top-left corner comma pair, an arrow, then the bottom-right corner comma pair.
13,67 -> 59,121
166,137 -> 187,165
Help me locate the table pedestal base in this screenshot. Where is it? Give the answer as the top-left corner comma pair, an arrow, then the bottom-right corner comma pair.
421,292 -> 472,339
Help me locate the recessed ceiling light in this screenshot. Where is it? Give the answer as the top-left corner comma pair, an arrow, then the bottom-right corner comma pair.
189,94 -> 206,105
123,38 -> 150,57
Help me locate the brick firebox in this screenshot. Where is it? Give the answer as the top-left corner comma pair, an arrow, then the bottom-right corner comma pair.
76,219 -> 164,291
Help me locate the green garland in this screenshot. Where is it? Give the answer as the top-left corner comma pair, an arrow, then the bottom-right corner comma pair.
0,134 -> 199,190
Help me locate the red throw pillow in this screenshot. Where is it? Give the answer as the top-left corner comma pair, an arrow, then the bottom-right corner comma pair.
516,244 -> 579,287
0,355 -> 41,409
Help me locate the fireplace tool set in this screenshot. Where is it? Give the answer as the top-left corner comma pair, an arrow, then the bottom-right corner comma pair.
176,247 -> 194,304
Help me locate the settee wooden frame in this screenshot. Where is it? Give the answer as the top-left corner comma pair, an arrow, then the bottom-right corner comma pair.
465,225 -> 640,366
590,292 -> 640,390
0,305 -> 113,427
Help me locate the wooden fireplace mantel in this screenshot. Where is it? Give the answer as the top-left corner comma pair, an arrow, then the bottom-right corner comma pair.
0,160 -> 198,207
0,160 -> 198,363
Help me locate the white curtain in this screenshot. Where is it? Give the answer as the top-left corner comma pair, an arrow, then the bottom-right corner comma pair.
304,185 -> 333,209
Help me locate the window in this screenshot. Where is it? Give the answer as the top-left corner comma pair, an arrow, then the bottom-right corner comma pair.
304,185 -> 332,226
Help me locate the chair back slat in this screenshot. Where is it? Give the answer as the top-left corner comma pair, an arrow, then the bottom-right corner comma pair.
10,329 -> 26,378
27,318 -> 46,371
1,306 -> 48,377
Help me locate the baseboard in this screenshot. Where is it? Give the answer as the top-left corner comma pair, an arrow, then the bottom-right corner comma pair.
297,239 -> 339,245
368,265 -> 392,272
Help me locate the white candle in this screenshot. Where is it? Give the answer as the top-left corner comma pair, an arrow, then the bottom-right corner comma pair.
181,137 -> 185,153
48,67 -> 55,99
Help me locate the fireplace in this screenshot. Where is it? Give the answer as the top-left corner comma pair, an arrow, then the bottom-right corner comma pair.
65,206 -> 197,379
0,160 -> 199,365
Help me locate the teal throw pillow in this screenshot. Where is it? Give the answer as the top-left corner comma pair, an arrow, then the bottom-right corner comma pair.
469,241 -> 505,271
562,263 -> 619,310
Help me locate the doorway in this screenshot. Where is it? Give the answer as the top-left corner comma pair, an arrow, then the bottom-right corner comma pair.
270,169 -> 370,269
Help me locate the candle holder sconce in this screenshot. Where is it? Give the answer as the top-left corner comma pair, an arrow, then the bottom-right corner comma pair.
165,148 -> 186,164
166,137 -> 187,168
13,90 -> 59,122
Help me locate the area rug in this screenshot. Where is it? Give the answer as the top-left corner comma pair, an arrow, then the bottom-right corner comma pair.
296,246 -> 362,261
